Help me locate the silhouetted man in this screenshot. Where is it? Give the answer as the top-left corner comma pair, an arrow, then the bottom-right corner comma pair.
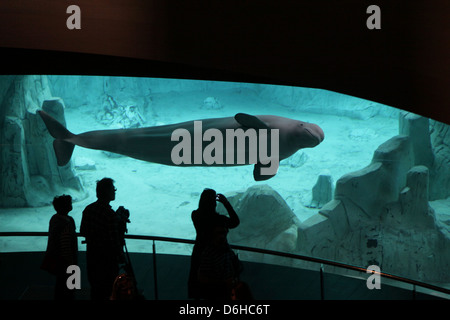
80,178 -> 129,300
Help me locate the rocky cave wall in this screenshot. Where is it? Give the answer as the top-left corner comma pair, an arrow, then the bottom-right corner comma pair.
47,76 -> 253,121
220,112 -> 450,284
305,131 -> 450,284
0,75 -> 85,208
252,84 -> 400,120
429,119 -> 450,200
308,124 -> 449,283
47,75 -> 400,122
221,141 -> 449,285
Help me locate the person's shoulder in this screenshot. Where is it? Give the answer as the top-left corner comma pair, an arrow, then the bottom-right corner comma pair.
83,201 -> 99,212
191,210 -> 198,223
49,213 -> 59,225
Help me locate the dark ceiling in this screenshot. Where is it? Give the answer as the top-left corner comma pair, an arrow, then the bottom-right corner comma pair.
1,0 -> 449,124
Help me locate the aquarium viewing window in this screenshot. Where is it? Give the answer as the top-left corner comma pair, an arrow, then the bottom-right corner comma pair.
0,74 -> 449,288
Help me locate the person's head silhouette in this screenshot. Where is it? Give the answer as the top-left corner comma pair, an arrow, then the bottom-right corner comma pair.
198,188 -> 217,212
52,194 -> 72,215
96,177 -> 116,203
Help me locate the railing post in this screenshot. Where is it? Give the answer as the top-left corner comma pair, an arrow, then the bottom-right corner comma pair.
412,284 -> 416,300
320,264 -> 324,300
152,240 -> 158,300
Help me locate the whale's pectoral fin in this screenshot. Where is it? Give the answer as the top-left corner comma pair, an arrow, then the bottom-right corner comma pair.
53,140 -> 75,166
253,163 -> 277,181
235,113 -> 270,130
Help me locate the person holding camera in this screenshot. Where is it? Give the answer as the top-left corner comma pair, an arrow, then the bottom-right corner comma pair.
80,177 -> 130,300
188,188 -> 240,299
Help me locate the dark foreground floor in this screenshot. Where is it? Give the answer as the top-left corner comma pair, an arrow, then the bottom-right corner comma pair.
0,251 -> 447,300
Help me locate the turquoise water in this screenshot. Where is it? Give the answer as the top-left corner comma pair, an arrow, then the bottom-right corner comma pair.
1,75 -> 449,287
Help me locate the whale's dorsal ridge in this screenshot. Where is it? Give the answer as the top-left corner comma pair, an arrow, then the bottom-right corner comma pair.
234,113 -> 269,130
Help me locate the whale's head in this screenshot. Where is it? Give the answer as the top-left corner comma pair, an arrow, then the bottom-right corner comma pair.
292,121 -> 325,149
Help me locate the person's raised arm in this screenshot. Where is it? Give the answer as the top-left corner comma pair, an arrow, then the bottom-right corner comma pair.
217,194 -> 240,229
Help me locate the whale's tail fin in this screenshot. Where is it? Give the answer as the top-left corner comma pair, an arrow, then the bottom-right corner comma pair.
38,110 -> 75,166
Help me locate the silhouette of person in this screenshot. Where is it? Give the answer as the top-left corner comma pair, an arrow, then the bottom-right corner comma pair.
188,188 -> 240,299
197,225 -> 241,300
80,178 -> 129,300
43,194 -> 78,300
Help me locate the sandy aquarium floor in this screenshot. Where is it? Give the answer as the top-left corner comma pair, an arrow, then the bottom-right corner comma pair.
1,88 -> 448,255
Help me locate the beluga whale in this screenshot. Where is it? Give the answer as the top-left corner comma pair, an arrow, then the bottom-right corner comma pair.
38,110 -> 324,181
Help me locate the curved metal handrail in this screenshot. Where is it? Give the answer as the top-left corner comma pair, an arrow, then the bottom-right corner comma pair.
1,231 -> 449,296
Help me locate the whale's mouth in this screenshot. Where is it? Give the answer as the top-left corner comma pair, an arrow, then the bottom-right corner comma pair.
305,127 -> 323,146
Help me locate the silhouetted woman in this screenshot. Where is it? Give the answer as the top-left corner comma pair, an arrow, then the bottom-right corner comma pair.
188,188 -> 240,299
42,194 -> 78,300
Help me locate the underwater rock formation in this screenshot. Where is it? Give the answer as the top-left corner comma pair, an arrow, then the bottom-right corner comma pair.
429,119 -> 450,200
48,76 -> 154,115
309,170 -> 333,209
297,132 -> 450,283
336,135 -> 413,219
398,166 -> 436,227
202,97 -> 222,110
399,112 -> 434,169
97,94 -> 146,129
0,76 -> 85,208
218,184 -> 301,262
73,156 -> 96,170
400,111 -> 450,201
279,150 -> 308,168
